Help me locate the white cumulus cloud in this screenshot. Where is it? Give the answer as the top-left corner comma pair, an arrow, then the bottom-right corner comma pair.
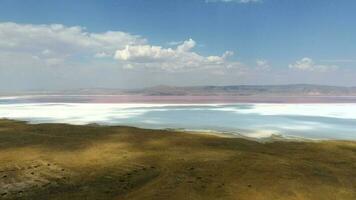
256,59 -> 270,70
289,57 -> 338,72
114,38 -> 237,71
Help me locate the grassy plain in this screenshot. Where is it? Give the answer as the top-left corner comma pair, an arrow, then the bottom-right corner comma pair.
0,119 -> 355,200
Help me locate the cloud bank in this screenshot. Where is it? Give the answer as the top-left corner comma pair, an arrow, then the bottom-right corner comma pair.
0,21 -> 352,91
0,22 -> 146,66
0,22 -> 237,72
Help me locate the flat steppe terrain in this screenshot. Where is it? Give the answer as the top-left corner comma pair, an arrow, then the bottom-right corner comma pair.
0,119 -> 355,200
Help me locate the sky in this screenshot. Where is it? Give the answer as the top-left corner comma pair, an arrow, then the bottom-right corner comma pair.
0,0 -> 356,92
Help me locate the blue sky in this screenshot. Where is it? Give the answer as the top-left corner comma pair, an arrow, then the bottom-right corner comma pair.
0,0 -> 356,91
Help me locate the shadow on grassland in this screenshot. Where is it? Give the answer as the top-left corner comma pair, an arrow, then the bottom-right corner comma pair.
1,119 -> 356,200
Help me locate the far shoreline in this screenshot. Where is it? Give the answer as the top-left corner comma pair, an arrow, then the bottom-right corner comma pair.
3,94 -> 356,104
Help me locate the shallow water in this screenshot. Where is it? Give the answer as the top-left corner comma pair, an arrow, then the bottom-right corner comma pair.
1,96 -> 356,140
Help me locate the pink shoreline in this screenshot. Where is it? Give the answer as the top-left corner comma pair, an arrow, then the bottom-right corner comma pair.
10,95 -> 356,104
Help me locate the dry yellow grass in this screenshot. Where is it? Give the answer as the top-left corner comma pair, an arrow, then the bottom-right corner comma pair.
0,119 -> 356,200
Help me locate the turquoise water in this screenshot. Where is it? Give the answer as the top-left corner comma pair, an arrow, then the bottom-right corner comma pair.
1,96 -> 356,140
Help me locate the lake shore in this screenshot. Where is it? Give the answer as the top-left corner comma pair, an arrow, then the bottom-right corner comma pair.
2,102 -> 356,140
1,119 -> 356,200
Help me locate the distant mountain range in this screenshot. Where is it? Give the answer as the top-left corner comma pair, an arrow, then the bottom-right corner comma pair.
3,84 -> 356,96
128,84 -> 356,96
